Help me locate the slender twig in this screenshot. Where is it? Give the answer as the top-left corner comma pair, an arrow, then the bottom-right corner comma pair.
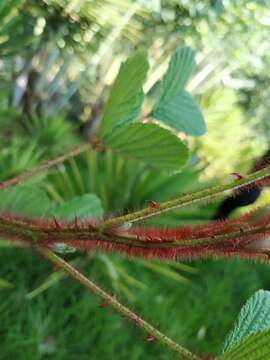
0,143 -> 90,190
39,247 -> 201,360
99,166 -> 270,229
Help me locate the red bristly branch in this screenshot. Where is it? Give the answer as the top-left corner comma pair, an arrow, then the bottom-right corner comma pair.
1,208 -> 270,262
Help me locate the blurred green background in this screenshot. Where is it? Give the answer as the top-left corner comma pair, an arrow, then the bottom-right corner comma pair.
1,1 -> 270,359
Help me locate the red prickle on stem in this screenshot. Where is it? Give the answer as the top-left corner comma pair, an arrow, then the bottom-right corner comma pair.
147,200 -> 161,209
230,172 -> 245,180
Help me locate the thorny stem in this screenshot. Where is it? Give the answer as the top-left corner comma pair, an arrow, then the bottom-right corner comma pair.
2,140 -> 270,232
0,143 -> 90,190
99,165 -> 270,229
121,225 -> 270,248
1,215 -> 270,251
39,247 -> 201,360
1,144 -> 270,359
2,139 -> 270,360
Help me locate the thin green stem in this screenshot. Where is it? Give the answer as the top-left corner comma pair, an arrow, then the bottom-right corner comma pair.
39,247 -> 201,360
100,166 -> 270,229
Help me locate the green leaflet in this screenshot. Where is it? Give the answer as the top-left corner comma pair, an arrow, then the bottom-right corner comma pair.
0,185 -> 51,217
219,328 -> 270,360
99,51 -> 149,136
48,193 -> 104,221
222,290 -> 270,353
153,47 -> 206,136
154,90 -> 206,136
158,47 -> 195,102
103,122 -> 189,172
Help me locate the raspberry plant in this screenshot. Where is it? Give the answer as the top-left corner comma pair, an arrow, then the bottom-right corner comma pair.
2,47 -> 270,359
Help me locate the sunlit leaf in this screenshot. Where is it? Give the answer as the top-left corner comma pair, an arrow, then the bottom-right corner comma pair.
158,47 -> 196,102
99,51 -> 149,136
103,122 -> 189,172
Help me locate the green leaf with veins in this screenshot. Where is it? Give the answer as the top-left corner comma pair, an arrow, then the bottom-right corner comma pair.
153,47 -> 206,136
222,290 -> 270,353
219,328 -> 270,360
99,51 -> 149,136
103,122 -> 189,172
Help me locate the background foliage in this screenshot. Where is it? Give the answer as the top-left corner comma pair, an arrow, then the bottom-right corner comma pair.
1,1 -> 270,359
